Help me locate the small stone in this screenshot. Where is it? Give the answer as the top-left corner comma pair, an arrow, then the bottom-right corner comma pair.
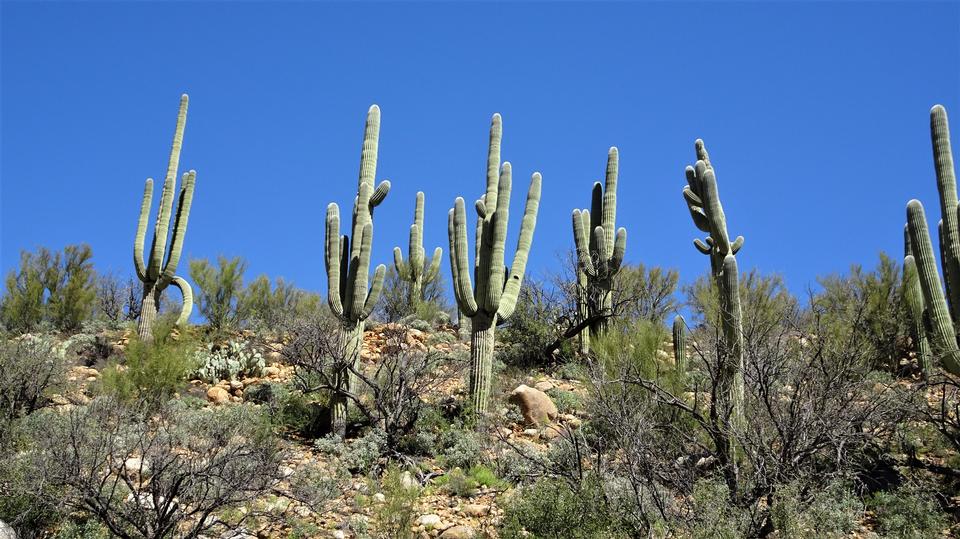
263,366 -> 281,377
280,466 -> 295,478
440,525 -> 476,539
230,380 -> 244,391
373,492 -> 386,503
207,386 -> 230,405
124,456 -> 150,477
461,503 -> 489,517
400,471 -> 418,490
0,520 -> 16,539
416,514 -> 442,529
522,428 -> 539,439
332,531 -> 346,539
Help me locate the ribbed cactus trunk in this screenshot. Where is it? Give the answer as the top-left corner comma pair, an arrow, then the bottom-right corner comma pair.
449,113 -> 541,415
331,320 -> 365,435
132,94 -> 196,344
469,315 -> 497,413
571,148 -> 626,352
903,226 -> 933,376
394,192 -> 442,315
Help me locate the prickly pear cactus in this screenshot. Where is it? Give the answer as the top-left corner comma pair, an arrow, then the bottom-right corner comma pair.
193,340 -> 265,383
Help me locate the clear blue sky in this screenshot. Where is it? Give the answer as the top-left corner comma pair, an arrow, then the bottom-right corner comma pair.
2,1 -> 959,307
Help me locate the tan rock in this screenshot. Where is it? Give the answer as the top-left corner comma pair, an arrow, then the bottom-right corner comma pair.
440,525 -> 476,539
206,386 -> 230,405
461,504 -> 489,517
263,366 -> 281,378
533,380 -> 554,392
508,384 -> 558,427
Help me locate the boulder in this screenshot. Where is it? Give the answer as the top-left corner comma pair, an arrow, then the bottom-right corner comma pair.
206,386 -> 230,405
508,384 -> 558,427
440,526 -> 476,539
0,520 -> 16,539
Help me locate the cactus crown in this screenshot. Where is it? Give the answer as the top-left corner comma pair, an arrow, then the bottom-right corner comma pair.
448,113 -> 542,323
133,94 -> 195,325
394,191 -> 442,284
572,147 -> 627,281
684,140 -> 743,262
325,105 -> 391,324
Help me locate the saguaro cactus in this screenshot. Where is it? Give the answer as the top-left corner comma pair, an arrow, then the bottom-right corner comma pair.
571,147 -> 627,353
324,105 -> 391,435
133,94 -> 196,343
902,226 -> 933,376
672,314 -> 687,371
393,192 -> 442,309
448,113 -> 542,414
682,139 -> 745,429
902,105 -> 960,376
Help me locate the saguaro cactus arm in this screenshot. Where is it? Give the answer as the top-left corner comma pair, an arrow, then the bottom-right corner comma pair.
147,94 -> 189,282
160,171 -> 196,283
393,191 -> 443,300
497,172 -> 542,321
170,276 -> 193,326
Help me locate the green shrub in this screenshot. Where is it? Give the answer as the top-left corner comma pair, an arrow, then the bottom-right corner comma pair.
189,256 -> 248,333
867,485 -> 947,538
436,467 -> 478,497
52,519 -> 111,539
546,388 -> 582,415
373,464 -> 420,539
315,429 -> 387,476
683,480 -> 750,539
246,382 -> 328,438
500,475 -> 626,539
98,330 -> 195,404
0,336 -> 67,442
192,339 -> 265,382
438,427 -> 484,470
769,481 -> 862,538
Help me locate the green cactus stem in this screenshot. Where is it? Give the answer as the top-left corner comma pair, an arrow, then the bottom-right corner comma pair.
932,105 -> 960,322
448,113 -> 542,414
682,139 -> 745,439
393,191 -> 442,310
133,94 -> 196,343
905,199 -> 960,374
571,147 -> 627,353
903,226 -> 933,376
672,314 -> 687,371
324,104 -> 391,435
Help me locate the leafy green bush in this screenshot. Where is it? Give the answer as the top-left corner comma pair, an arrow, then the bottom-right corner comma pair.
546,388 -> 582,415
1,244 -> 96,333
0,336 -> 67,442
98,330 -> 195,404
500,475 -> 626,539
438,427 -> 484,470
245,381 -> 328,438
376,264 -> 450,324
188,255 -> 248,333
867,485 -> 947,538
683,480 -> 750,539
315,429 -> 387,475
192,339 -> 265,382
373,464 -> 420,539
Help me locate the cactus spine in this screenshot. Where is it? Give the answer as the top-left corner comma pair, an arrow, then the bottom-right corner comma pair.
393,192 -> 442,309
324,105 -> 391,436
903,226 -> 933,376
672,315 -> 687,371
448,114 -> 542,414
133,94 -> 196,343
902,105 -> 960,376
682,139 -> 745,430
571,148 -> 627,353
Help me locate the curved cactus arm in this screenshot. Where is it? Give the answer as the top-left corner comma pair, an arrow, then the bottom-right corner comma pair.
361,264 -> 386,319
148,94 -> 188,282
683,185 -> 703,208
485,162 -> 512,312
161,170 -> 196,284
685,164 -> 704,200
449,202 -> 479,317
694,238 -> 712,255
426,247 -> 442,282
325,203 -> 345,317
572,210 -> 597,277
393,247 -> 408,279
497,172 -> 542,321
602,147 -> 619,253
170,275 -> 193,326
610,228 -> 627,273
695,138 -> 712,168
370,180 -> 390,210
134,178 -> 154,281
906,199 -> 960,374
700,164 -> 732,252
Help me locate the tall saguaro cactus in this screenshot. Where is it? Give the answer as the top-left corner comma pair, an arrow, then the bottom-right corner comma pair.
682,139 -> 745,434
903,105 -> 960,376
394,192 -> 442,309
134,94 -> 196,343
571,147 -> 627,353
324,105 -> 391,435
448,114 -> 542,414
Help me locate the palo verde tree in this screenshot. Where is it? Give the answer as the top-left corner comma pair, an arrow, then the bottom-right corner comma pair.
448,113 -> 542,414
324,105 -> 391,435
133,94 -> 196,342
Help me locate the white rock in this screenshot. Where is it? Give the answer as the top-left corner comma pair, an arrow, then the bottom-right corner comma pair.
0,520 -> 16,539
416,514 -> 442,529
